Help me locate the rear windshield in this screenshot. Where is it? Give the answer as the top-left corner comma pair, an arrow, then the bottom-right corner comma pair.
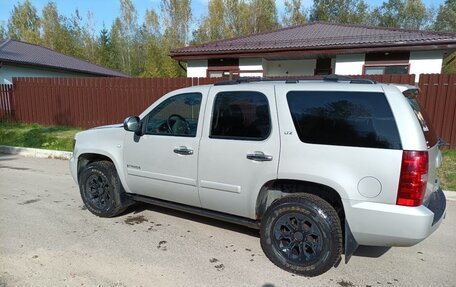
287,91 -> 402,149
406,94 -> 437,148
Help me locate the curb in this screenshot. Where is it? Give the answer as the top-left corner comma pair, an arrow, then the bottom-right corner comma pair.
0,145 -> 72,160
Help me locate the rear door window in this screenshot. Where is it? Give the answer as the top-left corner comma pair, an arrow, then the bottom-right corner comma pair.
287,91 -> 402,149
210,91 -> 271,140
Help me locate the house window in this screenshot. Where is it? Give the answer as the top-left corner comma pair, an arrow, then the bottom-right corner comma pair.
364,65 -> 409,75
208,58 -> 239,78
314,58 -> 332,75
363,52 -> 410,75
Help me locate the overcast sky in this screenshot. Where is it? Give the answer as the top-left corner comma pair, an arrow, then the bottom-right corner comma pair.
0,0 -> 445,33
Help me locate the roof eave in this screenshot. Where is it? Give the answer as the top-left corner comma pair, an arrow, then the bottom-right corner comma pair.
0,59 -> 129,77
171,42 -> 456,61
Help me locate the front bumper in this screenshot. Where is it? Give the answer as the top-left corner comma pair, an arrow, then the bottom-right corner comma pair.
69,153 -> 78,183
344,189 -> 446,247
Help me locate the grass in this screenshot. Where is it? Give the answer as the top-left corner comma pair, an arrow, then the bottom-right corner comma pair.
0,121 -> 81,152
438,149 -> 456,191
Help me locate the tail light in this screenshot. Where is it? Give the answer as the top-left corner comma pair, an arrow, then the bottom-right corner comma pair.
397,151 -> 428,207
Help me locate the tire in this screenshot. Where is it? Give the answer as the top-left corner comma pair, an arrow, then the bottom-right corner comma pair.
260,194 -> 342,277
79,160 -> 132,218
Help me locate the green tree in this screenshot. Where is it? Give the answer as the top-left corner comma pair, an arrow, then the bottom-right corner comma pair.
310,0 -> 370,24
282,0 -> 307,27
223,0 -> 251,37
0,22 -> 6,39
402,0 -> 430,29
41,1 -> 79,56
249,0 -> 279,33
97,25 -> 114,68
82,11 -> 98,63
372,0 -> 431,29
192,0 -> 225,43
7,0 -> 41,43
161,0 -> 192,47
434,0 -> 456,32
110,17 -> 125,72
433,0 -> 456,73
141,9 -> 166,77
160,0 -> 192,77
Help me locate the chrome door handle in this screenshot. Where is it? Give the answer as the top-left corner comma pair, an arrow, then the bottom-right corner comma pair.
173,146 -> 193,155
246,151 -> 273,162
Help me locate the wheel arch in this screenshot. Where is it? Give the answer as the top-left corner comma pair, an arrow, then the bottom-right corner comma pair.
77,151 -> 128,192
255,179 -> 346,224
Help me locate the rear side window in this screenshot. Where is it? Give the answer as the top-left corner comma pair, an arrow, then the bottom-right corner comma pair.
211,91 -> 271,140
287,91 -> 402,149
405,91 -> 437,148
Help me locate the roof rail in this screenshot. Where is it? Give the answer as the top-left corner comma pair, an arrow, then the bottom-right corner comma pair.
213,77 -> 266,86
323,74 -> 377,84
213,75 -> 376,86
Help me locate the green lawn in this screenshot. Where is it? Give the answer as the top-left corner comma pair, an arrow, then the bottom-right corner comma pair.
0,121 -> 81,152
438,149 -> 456,191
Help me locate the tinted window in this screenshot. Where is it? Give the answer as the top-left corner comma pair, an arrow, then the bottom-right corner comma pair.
145,93 -> 202,137
407,97 -> 437,147
287,91 -> 402,149
211,91 -> 270,140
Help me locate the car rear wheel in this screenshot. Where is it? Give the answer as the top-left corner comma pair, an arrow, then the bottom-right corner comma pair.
79,160 -> 132,217
260,194 -> 342,277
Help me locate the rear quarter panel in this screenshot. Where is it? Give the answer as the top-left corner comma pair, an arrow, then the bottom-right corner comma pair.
275,83 -> 403,204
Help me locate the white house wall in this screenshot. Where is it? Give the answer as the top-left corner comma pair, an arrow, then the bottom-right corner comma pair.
185,51 -> 445,81
239,58 -> 263,77
187,59 -> 208,78
0,64 -> 84,84
409,51 -> 444,79
334,54 -> 365,75
266,59 -> 316,76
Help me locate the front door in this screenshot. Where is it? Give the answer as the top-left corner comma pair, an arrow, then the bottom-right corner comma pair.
123,91 -> 205,207
198,86 -> 280,218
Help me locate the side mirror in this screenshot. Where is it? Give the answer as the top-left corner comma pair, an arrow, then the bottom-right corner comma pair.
123,116 -> 141,133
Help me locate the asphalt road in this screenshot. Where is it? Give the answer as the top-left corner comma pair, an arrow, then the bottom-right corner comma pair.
0,154 -> 455,287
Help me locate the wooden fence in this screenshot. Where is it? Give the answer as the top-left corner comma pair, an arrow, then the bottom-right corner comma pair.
418,74 -> 456,149
1,74 -> 455,148
10,77 -> 219,128
0,84 -> 13,119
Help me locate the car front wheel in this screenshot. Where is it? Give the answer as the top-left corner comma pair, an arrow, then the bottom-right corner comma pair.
79,160 -> 132,217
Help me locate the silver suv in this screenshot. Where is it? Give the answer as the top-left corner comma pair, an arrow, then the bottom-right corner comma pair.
70,76 -> 446,276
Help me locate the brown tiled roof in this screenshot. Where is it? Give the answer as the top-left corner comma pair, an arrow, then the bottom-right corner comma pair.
171,22 -> 456,59
0,39 -> 128,77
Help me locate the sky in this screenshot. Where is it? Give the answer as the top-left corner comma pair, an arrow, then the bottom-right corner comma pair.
0,0 -> 446,33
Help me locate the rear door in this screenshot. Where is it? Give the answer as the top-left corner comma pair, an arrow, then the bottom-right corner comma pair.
197,85 -> 280,219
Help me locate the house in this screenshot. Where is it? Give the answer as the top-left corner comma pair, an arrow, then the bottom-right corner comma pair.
170,22 -> 456,82
0,39 -> 127,84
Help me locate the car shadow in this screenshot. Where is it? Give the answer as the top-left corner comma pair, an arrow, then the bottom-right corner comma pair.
124,202 -> 260,238
121,203 -> 393,256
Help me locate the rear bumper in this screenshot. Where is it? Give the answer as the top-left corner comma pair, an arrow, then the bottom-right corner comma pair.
344,189 -> 446,246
